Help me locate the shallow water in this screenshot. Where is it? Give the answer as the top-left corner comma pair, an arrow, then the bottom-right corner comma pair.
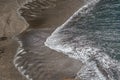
14,0 -> 84,80
14,29 -> 82,80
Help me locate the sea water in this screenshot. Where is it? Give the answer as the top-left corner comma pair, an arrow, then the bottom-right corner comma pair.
45,0 -> 120,80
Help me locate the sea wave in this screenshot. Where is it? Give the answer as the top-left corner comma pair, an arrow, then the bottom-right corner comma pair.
45,0 -> 120,80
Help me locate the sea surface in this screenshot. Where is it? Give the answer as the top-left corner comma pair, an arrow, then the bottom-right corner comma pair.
45,0 -> 120,80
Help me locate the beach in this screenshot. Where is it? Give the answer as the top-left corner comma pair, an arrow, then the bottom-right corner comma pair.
0,0 -> 84,80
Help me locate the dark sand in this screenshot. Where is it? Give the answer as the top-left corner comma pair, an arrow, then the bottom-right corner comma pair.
0,0 -> 84,80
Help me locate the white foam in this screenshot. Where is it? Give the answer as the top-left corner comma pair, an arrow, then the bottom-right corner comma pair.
45,0 -> 100,61
26,75 -> 30,79
18,40 -> 23,47
14,63 -> 19,67
45,0 -> 100,37
17,49 -> 24,54
76,61 -> 107,80
45,0 -> 120,79
14,56 -> 22,61
21,70 -> 27,75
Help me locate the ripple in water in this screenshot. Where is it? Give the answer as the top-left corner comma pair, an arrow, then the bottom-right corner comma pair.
45,0 -> 120,80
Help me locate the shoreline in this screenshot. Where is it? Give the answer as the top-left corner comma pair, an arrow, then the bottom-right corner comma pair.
0,0 -> 84,80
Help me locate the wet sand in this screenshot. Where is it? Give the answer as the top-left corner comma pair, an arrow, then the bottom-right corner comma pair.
0,39 -> 27,80
0,0 -> 84,80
